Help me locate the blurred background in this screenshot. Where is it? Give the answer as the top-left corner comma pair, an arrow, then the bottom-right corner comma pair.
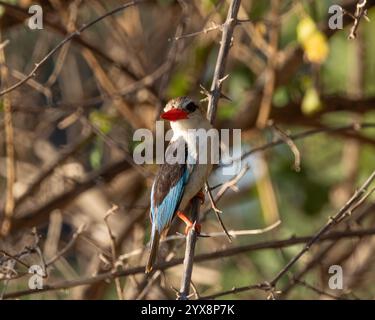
0,0 -> 375,299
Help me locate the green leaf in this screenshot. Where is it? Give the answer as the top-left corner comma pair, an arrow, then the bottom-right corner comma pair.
166,72 -> 190,98
89,111 -> 114,134
90,139 -> 104,170
272,87 -> 290,108
217,103 -> 236,120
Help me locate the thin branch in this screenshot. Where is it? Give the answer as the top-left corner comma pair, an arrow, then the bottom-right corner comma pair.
103,205 -> 123,300
45,224 -> 85,267
9,122 -> 375,234
31,228 -> 47,278
178,195 -> 200,300
268,171 -> 375,289
205,182 -> 232,242
348,0 -> 369,40
178,0 -> 241,300
13,130 -> 94,210
173,21 -> 223,40
173,20 -> 251,41
292,278 -> 345,300
0,37 -> 15,237
201,220 -> 281,239
116,220 -> 281,263
0,250 -> 30,269
201,171 -> 375,299
0,0 -> 144,97
9,154 -> 151,234
270,121 -> 301,172
9,69 -> 53,104
280,202 -> 375,298
235,122 -> 375,165
280,241 -> 337,297
256,0 -> 280,128
206,0 -> 241,124
45,0 -> 81,87
4,226 -> 375,299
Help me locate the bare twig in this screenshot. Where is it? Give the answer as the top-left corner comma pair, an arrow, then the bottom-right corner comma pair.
281,201 -> 375,298
293,278 -> 346,300
0,0 -> 143,97
117,220 -> 280,262
270,121 -> 301,172
0,250 -> 30,269
348,0 -> 369,40
103,205 -> 123,300
205,182 -> 232,242
236,122 -> 375,164
9,154 -> 151,234
173,21 -> 223,41
8,122 -> 375,234
267,171 -> 375,290
0,260 -> 16,299
31,228 -> 47,278
0,37 -> 15,237
200,220 -> 281,239
201,171 -> 375,299
9,69 -> 53,104
4,226 -> 375,299
45,0 -> 80,87
208,165 -> 249,202
13,130 -> 94,210
256,0 -> 280,128
46,224 -> 85,267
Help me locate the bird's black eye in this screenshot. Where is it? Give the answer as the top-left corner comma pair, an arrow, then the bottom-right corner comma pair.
185,102 -> 197,113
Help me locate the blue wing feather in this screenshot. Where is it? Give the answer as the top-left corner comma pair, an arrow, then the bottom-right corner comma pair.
151,168 -> 189,233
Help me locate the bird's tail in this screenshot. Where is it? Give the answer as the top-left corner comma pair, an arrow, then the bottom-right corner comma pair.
145,226 -> 160,273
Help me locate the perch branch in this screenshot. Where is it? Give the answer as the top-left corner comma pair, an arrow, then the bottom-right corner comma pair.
177,0 -> 241,300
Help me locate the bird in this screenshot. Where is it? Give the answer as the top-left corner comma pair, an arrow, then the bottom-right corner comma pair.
145,96 -> 215,273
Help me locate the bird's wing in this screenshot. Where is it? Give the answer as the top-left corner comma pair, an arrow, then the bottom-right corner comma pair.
150,137 -> 191,233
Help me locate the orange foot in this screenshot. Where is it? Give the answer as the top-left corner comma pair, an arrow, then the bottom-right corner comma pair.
177,211 -> 201,235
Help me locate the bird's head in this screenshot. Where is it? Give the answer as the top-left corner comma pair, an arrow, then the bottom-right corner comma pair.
161,97 -> 204,121
161,97 -> 209,132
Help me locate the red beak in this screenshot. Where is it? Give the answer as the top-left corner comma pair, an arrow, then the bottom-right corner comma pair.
160,109 -> 188,121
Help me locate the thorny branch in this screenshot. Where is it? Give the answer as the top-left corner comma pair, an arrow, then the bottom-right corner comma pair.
4,226 -> 375,299
178,0 -> 241,300
202,171 -> 375,299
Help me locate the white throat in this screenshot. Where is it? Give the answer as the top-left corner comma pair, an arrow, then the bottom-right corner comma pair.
170,117 -> 213,162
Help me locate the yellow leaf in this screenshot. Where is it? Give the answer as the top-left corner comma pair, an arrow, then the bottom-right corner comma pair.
301,87 -> 322,115
255,22 -> 267,36
303,31 -> 329,64
297,16 -> 317,44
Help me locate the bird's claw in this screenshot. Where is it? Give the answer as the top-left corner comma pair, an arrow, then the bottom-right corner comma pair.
177,210 -> 202,235
184,222 -> 201,235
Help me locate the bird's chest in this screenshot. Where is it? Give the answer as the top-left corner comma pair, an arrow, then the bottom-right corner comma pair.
185,134 -> 215,166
